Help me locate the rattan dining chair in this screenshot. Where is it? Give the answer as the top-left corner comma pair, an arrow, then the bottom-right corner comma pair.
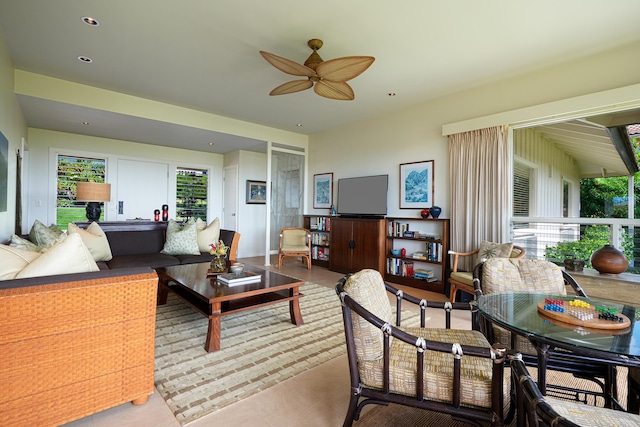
448,241 -> 525,302
510,353 -> 640,427
277,227 -> 311,269
474,258 -> 617,409
335,269 -> 506,427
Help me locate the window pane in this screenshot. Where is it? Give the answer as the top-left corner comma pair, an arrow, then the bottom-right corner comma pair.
176,167 -> 208,222
57,155 -> 106,228
513,161 -> 531,217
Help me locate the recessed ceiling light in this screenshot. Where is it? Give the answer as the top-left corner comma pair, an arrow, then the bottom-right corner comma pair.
82,17 -> 99,26
81,121 -> 90,125
296,123 -> 303,127
78,56 -> 93,63
388,92 -> 397,97
208,142 -> 214,146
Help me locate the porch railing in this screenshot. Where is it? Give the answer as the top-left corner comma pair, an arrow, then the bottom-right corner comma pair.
510,217 -> 640,274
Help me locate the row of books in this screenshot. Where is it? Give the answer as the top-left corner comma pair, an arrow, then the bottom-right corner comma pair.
387,220 -> 441,240
310,217 -> 331,231
410,243 -> 442,262
386,258 -> 414,277
311,246 -> 329,261
311,232 -> 329,246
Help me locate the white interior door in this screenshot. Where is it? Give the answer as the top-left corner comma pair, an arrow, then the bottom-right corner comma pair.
117,159 -> 169,220
223,165 -> 238,230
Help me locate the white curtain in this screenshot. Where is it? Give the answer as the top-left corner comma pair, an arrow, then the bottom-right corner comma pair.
449,125 -> 511,271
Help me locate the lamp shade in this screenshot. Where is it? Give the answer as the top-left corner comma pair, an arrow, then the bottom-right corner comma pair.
76,182 -> 111,202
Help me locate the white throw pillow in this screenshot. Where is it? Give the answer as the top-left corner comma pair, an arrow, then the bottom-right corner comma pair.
15,233 -> 100,279
160,219 -> 200,255
195,217 -> 221,253
0,244 -> 41,280
67,222 -> 113,261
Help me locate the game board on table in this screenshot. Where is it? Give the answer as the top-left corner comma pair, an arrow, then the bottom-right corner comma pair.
537,298 -> 630,330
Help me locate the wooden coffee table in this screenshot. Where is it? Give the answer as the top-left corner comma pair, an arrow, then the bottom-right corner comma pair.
157,262 -> 304,352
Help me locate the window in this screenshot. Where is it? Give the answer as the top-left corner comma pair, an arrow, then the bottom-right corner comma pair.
513,160 -> 532,217
176,167 -> 208,222
56,155 -> 106,227
563,180 -> 570,217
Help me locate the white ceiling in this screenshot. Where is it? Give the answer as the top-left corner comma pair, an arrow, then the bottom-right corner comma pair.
1,1 -> 640,157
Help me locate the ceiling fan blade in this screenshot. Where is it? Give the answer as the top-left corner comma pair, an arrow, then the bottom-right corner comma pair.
269,79 -> 314,96
260,51 -> 316,77
315,56 -> 375,82
314,81 -> 355,101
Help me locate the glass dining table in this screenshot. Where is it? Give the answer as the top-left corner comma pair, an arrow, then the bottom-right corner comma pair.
477,292 -> 640,399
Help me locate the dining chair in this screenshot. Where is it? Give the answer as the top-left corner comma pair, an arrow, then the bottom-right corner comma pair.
510,353 -> 640,427
277,227 -> 311,269
474,258 -> 617,408
335,269 -> 506,427
448,241 -> 525,302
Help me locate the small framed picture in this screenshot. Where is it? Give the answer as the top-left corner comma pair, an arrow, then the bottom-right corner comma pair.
399,160 -> 434,209
313,173 -> 333,209
246,180 -> 267,204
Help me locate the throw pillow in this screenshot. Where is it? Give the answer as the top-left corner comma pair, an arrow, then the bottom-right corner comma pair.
67,222 -> 113,262
28,220 -> 65,248
10,234 -> 41,252
195,217 -> 220,253
160,219 -> 200,255
0,244 -> 41,280
476,241 -> 514,266
15,233 -> 100,279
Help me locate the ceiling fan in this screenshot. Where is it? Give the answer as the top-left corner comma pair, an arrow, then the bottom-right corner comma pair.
259,39 -> 374,101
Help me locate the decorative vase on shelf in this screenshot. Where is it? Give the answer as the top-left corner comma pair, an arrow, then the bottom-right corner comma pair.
590,244 -> 628,274
420,208 -> 430,218
430,206 -> 441,219
210,255 -> 226,273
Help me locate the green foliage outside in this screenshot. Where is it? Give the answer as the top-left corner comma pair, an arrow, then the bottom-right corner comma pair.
56,157 -> 106,229
176,170 -> 207,222
544,224 -> 633,268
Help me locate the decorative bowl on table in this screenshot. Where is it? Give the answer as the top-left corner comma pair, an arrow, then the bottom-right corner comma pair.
230,263 -> 244,274
390,249 -> 401,256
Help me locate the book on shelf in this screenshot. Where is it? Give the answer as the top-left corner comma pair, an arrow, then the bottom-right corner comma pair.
217,271 -> 262,286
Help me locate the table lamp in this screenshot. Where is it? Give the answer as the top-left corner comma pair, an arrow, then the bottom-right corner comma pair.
76,182 -> 111,222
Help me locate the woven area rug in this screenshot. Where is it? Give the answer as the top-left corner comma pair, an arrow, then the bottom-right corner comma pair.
154,282 -> 348,425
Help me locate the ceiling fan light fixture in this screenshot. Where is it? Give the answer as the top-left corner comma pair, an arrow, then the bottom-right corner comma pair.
260,39 -> 374,101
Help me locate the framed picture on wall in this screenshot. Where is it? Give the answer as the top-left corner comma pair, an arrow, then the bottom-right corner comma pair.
246,180 -> 267,204
399,160 -> 434,209
313,173 -> 333,209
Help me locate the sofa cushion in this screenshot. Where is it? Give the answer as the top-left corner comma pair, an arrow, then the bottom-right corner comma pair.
10,234 -> 41,252
0,244 -> 41,280
15,234 -> 100,279
196,217 -> 221,253
68,222 -> 113,262
161,219 -> 200,255
106,230 -> 166,256
28,220 -> 64,249
106,253 -> 180,270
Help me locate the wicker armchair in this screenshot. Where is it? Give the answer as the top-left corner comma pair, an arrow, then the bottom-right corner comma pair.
335,269 -> 506,427
448,242 -> 525,302
474,258 -> 617,409
277,227 -> 311,269
510,354 -> 640,426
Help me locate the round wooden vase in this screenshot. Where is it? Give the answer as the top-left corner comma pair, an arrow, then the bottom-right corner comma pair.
590,244 -> 628,274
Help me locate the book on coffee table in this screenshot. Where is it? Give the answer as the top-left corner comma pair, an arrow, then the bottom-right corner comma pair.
217,271 -> 262,286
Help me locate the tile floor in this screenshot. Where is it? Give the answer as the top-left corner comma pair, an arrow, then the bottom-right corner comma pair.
63,256 -> 457,427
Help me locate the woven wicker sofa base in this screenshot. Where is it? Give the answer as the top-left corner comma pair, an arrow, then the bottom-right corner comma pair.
0,267 -> 157,427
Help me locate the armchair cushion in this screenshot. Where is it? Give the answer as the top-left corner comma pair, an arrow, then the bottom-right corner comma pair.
449,271 -> 472,287
343,269 -> 393,361
281,228 -> 309,251
476,241 -> 513,266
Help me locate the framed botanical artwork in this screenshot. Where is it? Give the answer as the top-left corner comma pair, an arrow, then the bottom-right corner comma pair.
313,173 -> 333,209
246,180 -> 267,204
399,160 -> 434,209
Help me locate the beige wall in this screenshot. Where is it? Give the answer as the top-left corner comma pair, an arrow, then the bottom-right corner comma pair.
0,28 -> 27,240
308,41 -> 640,220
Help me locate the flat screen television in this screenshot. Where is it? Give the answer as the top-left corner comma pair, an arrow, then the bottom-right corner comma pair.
337,174 -> 388,218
